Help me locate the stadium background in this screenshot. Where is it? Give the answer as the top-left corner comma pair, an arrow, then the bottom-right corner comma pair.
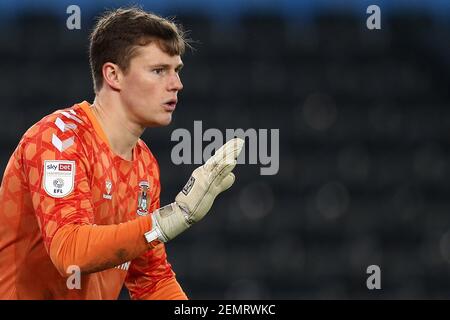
1,0 -> 450,299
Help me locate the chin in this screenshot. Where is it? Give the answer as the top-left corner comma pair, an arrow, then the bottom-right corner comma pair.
161,113 -> 173,126
147,115 -> 172,127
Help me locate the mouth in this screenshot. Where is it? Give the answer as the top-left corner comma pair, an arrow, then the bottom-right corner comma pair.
163,99 -> 177,111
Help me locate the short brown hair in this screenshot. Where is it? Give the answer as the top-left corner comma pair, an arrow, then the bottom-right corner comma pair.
89,7 -> 189,92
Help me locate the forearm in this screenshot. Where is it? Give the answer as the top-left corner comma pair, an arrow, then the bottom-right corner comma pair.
49,215 -> 155,275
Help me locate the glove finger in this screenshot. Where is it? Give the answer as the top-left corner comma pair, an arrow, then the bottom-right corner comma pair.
214,151 -> 239,178
209,141 -> 243,176
218,172 -> 235,192
205,138 -> 244,171
212,159 -> 237,182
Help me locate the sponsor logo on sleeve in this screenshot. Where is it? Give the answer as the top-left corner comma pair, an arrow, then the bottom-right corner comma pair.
43,160 -> 76,198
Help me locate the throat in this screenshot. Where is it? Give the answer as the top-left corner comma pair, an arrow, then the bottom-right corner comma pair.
116,147 -> 134,162
91,101 -> 138,162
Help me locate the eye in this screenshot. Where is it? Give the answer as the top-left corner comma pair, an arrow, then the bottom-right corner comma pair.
152,68 -> 165,75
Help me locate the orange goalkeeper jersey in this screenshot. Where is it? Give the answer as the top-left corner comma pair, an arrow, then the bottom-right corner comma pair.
0,101 -> 186,300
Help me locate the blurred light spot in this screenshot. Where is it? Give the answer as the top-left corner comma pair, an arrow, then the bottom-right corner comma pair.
338,145 -> 370,181
413,144 -> 446,181
225,279 -> 268,300
239,181 -> 274,220
316,182 -> 350,220
302,92 -> 337,131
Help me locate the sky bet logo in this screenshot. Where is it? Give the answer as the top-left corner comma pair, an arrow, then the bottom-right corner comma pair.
44,160 -> 75,198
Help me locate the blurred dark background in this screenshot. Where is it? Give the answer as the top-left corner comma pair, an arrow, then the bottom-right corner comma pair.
1,0 -> 450,299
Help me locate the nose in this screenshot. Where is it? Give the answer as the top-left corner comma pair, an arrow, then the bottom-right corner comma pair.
168,72 -> 183,92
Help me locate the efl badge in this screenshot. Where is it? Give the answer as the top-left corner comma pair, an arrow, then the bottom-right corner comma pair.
103,180 -> 113,200
137,181 -> 150,216
43,160 -> 76,198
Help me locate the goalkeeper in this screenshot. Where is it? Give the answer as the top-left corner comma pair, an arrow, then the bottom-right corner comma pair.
0,7 -> 243,300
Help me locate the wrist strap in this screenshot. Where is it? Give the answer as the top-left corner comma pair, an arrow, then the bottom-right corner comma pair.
144,214 -> 168,244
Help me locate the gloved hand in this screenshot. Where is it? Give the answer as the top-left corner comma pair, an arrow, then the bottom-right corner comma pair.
144,138 -> 244,244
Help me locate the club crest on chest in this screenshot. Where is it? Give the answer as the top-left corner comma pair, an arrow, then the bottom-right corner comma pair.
137,181 -> 150,216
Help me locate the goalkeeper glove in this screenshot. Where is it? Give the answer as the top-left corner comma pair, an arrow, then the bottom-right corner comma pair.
144,138 -> 244,244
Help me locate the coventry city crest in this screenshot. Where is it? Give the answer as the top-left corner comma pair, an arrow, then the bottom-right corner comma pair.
137,181 -> 150,216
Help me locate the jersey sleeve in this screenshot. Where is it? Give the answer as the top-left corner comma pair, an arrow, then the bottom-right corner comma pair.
20,115 -> 95,253
124,161 -> 187,300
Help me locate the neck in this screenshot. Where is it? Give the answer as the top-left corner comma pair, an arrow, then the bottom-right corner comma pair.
92,92 -> 144,161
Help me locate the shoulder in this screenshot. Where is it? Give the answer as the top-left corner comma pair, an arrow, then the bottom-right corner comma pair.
19,102 -> 94,157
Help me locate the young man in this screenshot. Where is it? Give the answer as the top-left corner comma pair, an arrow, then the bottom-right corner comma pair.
0,8 -> 243,299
